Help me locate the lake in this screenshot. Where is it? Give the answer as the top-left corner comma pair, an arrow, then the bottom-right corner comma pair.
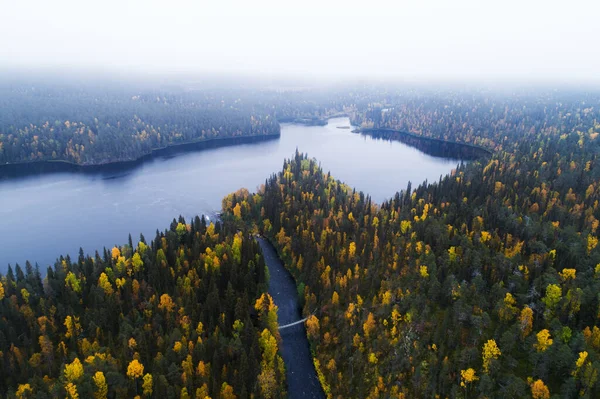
0,117 -> 462,271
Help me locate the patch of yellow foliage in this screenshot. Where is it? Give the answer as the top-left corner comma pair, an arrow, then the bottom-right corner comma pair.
460,368 -> 479,387
534,329 -> 553,352
127,359 -> 144,379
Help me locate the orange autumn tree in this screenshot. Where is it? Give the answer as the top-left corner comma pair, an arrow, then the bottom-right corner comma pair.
531,379 -> 550,399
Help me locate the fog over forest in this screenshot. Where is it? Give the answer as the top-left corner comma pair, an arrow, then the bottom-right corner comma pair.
1,0 -> 599,84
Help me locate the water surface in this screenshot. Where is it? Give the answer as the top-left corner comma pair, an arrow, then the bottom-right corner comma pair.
258,237 -> 325,398
0,117 -> 461,270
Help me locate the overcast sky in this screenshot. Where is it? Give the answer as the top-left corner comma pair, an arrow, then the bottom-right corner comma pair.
1,0 -> 598,83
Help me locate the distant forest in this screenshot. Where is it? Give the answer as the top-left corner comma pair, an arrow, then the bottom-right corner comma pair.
0,81 -> 280,165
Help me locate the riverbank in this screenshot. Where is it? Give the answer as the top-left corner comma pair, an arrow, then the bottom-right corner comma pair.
256,237 -> 325,399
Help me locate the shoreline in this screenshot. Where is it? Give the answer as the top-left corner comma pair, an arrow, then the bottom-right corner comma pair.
0,116 -> 487,179
0,133 -> 281,177
357,127 -> 492,159
277,113 -> 348,126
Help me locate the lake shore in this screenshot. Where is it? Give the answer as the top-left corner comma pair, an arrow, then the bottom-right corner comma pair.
0,133 -> 280,178
278,113 -> 348,126
357,127 -> 492,159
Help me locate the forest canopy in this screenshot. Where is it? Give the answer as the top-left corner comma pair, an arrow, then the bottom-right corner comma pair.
0,217 -> 286,398
222,83 -> 600,399
3,79 -> 600,398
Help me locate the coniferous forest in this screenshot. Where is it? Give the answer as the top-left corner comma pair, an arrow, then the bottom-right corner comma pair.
220,89 -> 600,398
2,82 -> 600,398
0,218 -> 286,398
3,0 -> 600,397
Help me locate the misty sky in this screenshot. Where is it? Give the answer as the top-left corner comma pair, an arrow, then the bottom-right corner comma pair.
1,0 -> 598,83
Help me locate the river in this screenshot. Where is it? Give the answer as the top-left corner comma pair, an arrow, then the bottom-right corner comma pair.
257,237 -> 325,398
0,117 -> 461,271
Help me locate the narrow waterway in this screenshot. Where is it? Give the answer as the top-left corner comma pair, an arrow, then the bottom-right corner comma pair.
257,237 -> 325,399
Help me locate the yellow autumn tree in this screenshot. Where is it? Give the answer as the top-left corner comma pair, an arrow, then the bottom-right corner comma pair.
348,242 -> 356,258
306,315 -> 320,339
65,382 -> 79,399
196,321 -> 204,336
542,284 -> 562,316
173,341 -> 183,353
127,337 -> 137,350
460,368 -> 479,387
232,234 -> 242,264
64,358 -> 84,382
482,339 -> 501,373
331,291 -> 339,305
258,367 -> 277,399
16,383 -> 33,399
92,371 -> 108,399
127,359 -> 144,380
573,351 -> 589,378
498,293 -> 518,322
196,361 -> 208,378
232,203 -> 242,219
258,328 -> 277,368
368,352 -> 378,364
142,373 -> 153,396
65,272 -> 82,293
534,329 -> 553,352
158,293 -> 175,313
98,273 -> 113,296
531,379 -> 550,399
64,315 -> 81,339
587,235 -> 598,254
132,252 -> 144,273
137,241 -> 148,255
559,268 -> 576,281
400,220 -> 412,234
259,329 -> 278,366
21,288 -> 31,304
377,290 -> 389,307
0,281 -> 5,299
363,312 -> 376,338
195,384 -> 209,399
221,382 -> 237,399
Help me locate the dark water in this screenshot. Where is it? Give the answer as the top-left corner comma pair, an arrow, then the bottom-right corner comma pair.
258,237 -> 325,398
0,117 -> 461,271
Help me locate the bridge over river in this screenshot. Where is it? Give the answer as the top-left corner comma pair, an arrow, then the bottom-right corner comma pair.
256,237 -> 325,399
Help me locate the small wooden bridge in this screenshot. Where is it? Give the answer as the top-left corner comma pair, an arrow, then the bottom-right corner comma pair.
278,316 -> 309,330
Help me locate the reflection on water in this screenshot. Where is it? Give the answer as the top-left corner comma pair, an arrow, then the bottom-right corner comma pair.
0,118 -> 463,270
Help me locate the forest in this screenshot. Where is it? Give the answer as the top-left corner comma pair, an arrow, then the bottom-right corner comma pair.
0,80 -> 280,165
3,79 -> 600,398
0,217 -> 286,398
221,87 -> 600,398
